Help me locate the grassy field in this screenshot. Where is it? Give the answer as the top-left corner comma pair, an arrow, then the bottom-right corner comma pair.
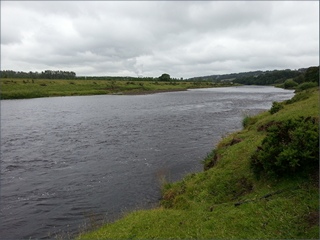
76,87 -> 319,239
0,78 -> 236,99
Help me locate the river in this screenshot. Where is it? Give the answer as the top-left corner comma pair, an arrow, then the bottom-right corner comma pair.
0,86 -> 294,239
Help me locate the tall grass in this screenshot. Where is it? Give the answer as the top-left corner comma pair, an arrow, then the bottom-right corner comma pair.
241,112 -> 258,129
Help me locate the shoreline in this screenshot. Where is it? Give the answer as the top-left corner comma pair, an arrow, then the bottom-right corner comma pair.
115,88 -> 188,95
76,87 -> 319,239
0,78 -> 238,100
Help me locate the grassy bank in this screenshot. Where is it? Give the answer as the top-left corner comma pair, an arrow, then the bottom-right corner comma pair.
0,78 -> 236,99
76,87 -> 319,239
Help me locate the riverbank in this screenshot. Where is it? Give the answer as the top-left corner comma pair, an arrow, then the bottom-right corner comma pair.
76,87 -> 319,239
0,78 -> 237,99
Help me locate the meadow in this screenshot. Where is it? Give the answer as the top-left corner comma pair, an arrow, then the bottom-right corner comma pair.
0,78 -> 235,99
76,87 -> 319,239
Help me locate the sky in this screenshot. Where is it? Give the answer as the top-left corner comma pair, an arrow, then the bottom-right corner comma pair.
1,1 -> 319,79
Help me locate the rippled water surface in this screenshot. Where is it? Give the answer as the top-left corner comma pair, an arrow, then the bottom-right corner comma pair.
1,86 -> 294,239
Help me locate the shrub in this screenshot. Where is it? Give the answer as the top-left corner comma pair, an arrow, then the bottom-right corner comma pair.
242,115 -> 251,128
250,117 -> 319,178
203,150 -> 219,170
304,66 -> 319,83
285,91 -> 310,104
284,79 -> 298,89
242,113 -> 258,128
297,82 -> 318,91
269,101 -> 283,114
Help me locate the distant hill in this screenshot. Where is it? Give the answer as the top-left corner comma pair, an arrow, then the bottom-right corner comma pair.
188,70 -> 264,82
1,66 -> 318,86
188,66 -> 319,86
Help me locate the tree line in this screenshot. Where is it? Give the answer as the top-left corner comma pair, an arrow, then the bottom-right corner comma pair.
0,70 -> 179,82
188,66 -> 319,87
230,67 -> 319,87
1,67 -> 318,85
0,70 -> 76,79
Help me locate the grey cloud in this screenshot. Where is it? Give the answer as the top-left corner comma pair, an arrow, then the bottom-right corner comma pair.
1,1 -> 318,78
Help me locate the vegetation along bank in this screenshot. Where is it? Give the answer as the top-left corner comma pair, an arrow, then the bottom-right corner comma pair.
0,71 -> 239,100
0,78 -> 239,100
1,66 -> 318,99
76,84 -> 319,239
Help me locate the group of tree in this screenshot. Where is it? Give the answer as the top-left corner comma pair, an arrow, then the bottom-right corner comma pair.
232,67 -> 319,86
293,66 -> 319,83
188,66 -> 319,87
278,66 -> 319,89
233,69 -> 302,85
1,67 -> 318,86
0,70 -> 76,79
77,74 -> 175,81
188,70 -> 264,82
158,73 -> 172,81
0,70 -> 179,82
79,73 -> 176,82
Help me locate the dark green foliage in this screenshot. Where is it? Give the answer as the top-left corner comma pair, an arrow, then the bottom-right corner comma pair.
250,117 -> 319,178
202,150 -> 220,170
242,115 -> 252,128
234,69 -> 301,85
269,101 -> 284,114
293,74 -> 305,84
285,90 -> 310,104
1,70 -> 76,79
219,66 -> 318,86
296,82 -> 318,91
188,70 -> 263,82
284,79 -> 298,89
304,66 -> 319,83
242,115 -> 258,129
293,66 -> 319,85
159,73 -> 171,81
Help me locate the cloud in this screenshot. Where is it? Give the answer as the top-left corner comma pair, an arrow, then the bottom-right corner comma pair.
1,1 -> 318,78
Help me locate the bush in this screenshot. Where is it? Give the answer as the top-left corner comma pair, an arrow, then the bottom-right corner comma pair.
285,91 -> 310,104
304,66 -> 319,83
284,79 -> 298,89
242,115 -> 250,128
203,150 -> 219,170
250,117 -> 319,178
297,82 -> 318,91
242,115 -> 258,129
269,101 -> 283,114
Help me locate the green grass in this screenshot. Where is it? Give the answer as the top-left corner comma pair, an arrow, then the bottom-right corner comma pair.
76,87 -> 319,239
0,78 -> 236,99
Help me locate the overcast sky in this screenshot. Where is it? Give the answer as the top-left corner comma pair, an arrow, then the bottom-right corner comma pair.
1,1 -> 319,79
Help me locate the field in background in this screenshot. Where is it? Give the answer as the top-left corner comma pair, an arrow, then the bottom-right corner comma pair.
0,79 -> 236,99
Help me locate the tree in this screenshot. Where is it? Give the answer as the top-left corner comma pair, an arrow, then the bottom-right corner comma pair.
284,79 -> 298,89
159,73 -> 171,81
304,66 -> 319,83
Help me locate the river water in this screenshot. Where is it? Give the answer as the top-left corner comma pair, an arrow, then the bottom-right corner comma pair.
0,86 -> 294,239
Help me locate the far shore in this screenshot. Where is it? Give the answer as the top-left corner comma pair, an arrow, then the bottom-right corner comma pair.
0,78 -> 237,100
115,88 -> 188,95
